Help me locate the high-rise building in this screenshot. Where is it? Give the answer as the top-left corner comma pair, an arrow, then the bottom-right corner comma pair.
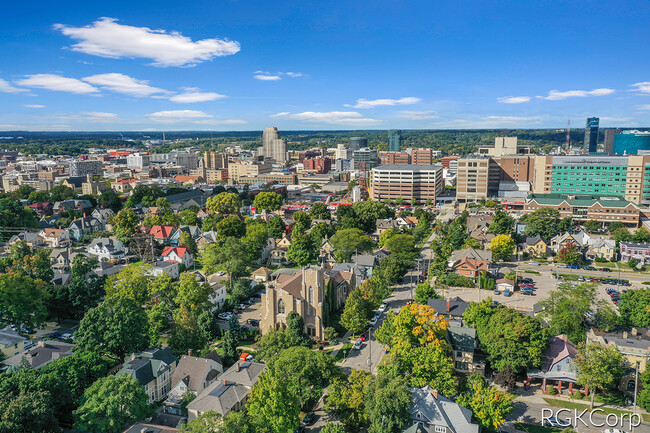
456,157 -> 500,202
379,151 -> 410,165
126,153 -> 150,170
583,117 -> 600,154
411,148 -> 433,165
613,131 -> 650,155
352,148 -> 379,172
204,151 -> 228,169
370,164 -> 443,205
388,130 -> 401,152
262,127 -> 288,164
303,157 -> 332,174
335,144 -> 351,160
477,137 -> 531,157
174,152 -> 199,170
70,159 -> 103,177
604,128 -> 621,155
349,137 -> 368,151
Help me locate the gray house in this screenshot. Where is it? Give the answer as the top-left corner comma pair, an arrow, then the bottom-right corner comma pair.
527,334 -> 578,393
405,385 -> 480,433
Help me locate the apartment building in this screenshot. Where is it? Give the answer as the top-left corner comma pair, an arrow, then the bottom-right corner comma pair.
370,164 -> 443,205
411,148 -> 433,165
227,161 -> 273,182
70,159 -> 103,177
456,157 -> 500,202
379,151 -> 410,165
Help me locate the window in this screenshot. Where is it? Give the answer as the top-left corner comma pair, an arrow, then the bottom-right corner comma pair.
278,299 -> 286,314
435,426 -> 447,433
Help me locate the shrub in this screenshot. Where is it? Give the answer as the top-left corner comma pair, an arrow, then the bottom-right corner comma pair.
547,386 -> 558,395
594,257 -> 608,263
571,390 -> 583,400
438,272 -> 475,288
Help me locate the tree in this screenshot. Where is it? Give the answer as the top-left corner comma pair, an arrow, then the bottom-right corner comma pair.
41,351 -> 109,403
267,216 -> 286,239
608,221 -> 626,233
574,342 -> 625,408
365,373 -> 411,433
310,201 -> 331,220
324,370 -> 372,431
378,228 -> 398,248
75,375 -> 151,433
490,234 -> 515,261
457,374 -> 514,432
170,304 -> 207,356
246,370 -> 300,433
583,219 -> 601,233
287,235 -> 316,267
254,192 -> 283,212
75,295 -> 149,360
384,233 -> 416,261
494,364 -> 517,392
216,215 -> 245,239
222,330 -> 239,365
0,272 -> 48,329
179,231 -> 198,254
351,201 -> 393,233
104,264 -> 153,306
558,244 -> 582,265
111,208 -> 140,243
638,369 -> 650,413
522,208 -> 561,240
633,227 -> 650,243
0,197 -> 39,230
197,310 -> 220,342
179,411 -> 222,433
330,228 -> 373,262
0,390 -> 58,433
286,311 -> 306,340
340,288 -> 373,334
320,424 -> 346,433
179,209 -> 200,226
50,255 -> 105,321
207,192 -> 241,215
618,288 -> 650,327
255,328 -> 308,361
489,209 -> 515,235
202,238 -> 248,283
414,281 -> 439,304
175,272 -> 211,316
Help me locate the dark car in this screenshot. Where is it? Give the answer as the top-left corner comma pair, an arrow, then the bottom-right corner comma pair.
521,289 -> 535,296
302,412 -> 316,426
584,266 -> 597,271
48,332 -> 62,339
601,267 -> 612,272
246,319 -> 260,327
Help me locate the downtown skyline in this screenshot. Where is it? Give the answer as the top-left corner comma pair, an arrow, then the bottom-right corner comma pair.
0,0 -> 649,131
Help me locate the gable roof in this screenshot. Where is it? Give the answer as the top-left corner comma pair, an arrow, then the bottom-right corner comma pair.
448,247 -> 492,263
3,340 -> 74,369
150,225 -> 176,239
171,355 -> 222,392
542,334 -> 578,372
409,385 -> 479,433
162,246 -> 190,258
427,297 -> 470,317
118,347 -> 178,386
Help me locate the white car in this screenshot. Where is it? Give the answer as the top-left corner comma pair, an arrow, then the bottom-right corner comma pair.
544,417 -> 571,428
556,263 -> 568,268
61,333 -> 73,340
353,339 -> 362,350
529,261 -> 539,266
378,303 -> 388,313
218,312 -> 233,321
603,429 -> 627,433
369,316 -> 378,326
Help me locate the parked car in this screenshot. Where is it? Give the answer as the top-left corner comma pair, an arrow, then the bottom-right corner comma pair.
494,288 -> 500,295
504,289 -> 513,297
521,278 -> 533,284
584,266 -> 597,271
302,412 -> 316,427
378,303 -> 388,313
556,263 -> 568,268
529,261 -> 540,266
246,318 -> 260,327
601,267 -> 612,272
568,264 -> 579,269
353,339 -> 362,350
359,331 -> 368,341
48,332 -> 62,339
544,417 -> 572,428
521,288 -> 535,296
61,333 -> 73,340
218,312 -> 234,321
369,316 -> 378,326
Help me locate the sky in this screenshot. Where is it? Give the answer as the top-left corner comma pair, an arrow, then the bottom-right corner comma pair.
0,0 -> 649,131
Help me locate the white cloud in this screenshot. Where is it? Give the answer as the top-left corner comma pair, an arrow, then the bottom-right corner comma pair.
0,78 -> 28,93
537,88 -> 615,100
636,104 -> 650,110
15,74 -> 99,94
497,96 -> 531,104
440,116 -> 542,128
169,89 -> 226,103
397,110 -> 439,120
54,111 -> 119,122
273,111 -> 381,125
254,75 -> 281,81
346,97 -> 421,109
631,82 -> 650,94
83,73 -> 169,97
146,110 -> 213,122
54,17 -> 240,67
25,104 -> 46,108
270,112 -> 290,117
191,119 -> 247,125
286,72 -> 303,77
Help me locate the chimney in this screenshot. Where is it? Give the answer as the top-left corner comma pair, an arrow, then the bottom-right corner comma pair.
446,299 -> 450,313
632,328 -> 638,336
431,389 -> 438,399
37,341 -> 45,348
623,331 -> 629,339
188,349 -> 193,356
131,353 -> 137,361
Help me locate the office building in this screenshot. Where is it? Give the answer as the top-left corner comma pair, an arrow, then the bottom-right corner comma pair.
613,131 -> 650,155
204,151 -> 228,169
335,158 -> 352,172
440,157 -> 458,170
352,148 -> 379,172
349,137 -> 368,150
411,148 -> 433,165
227,161 -> 273,182
370,164 -> 443,205
335,144 -> 351,160
175,152 -> 199,171
604,128 -> 621,155
388,130 -> 401,152
583,117 -> 600,154
262,127 -> 288,164
298,148 -> 325,163
477,137 -> 531,157
379,151 -> 410,165
456,157 -> 500,202
126,153 -> 150,169
70,159 -> 103,177
303,157 -> 332,174
532,155 -> 650,204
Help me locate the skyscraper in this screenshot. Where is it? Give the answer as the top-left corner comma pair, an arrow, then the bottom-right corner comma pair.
262,127 -> 288,164
349,137 -> 368,150
604,128 -> 621,155
388,130 -> 401,152
584,117 -> 599,154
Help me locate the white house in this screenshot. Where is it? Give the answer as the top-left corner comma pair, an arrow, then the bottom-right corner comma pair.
150,261 -> 180,280
207,273 -> 228,311
87,237 -> 125,261
161,246 -> 194,269
38,228 -> 70,248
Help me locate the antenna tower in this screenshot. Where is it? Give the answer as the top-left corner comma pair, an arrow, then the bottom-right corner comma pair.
566,120 -> 571,149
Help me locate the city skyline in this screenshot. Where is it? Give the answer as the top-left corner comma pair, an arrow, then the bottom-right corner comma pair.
0,1 -> 649,131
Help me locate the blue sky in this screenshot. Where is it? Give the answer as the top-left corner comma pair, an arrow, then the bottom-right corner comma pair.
0,0 -> 649,131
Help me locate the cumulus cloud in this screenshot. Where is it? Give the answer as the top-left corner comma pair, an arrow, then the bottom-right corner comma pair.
397,110 -> 439,120
254,75 -> 282,81
631,82 -> 650,94
25,104 -> 46,108
83,73 -> 170,97
15,74 -> 99,94
270,112 -> 290,117
54,17 -> 240,67
0,78 -> 28,93
497,96 -> 531,104
537,88 -> 615,100
169,88 -> 227,103
272,111 -> 381,125
346,97 -> 421,109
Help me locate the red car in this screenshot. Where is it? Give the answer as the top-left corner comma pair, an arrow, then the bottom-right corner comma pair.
359,331 -> 368,341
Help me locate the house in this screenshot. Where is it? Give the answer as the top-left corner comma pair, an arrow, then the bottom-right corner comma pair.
197,230 -> 218,249
447,324 -> 485,375
38,228 -> 70,247
427,297 -> 470,319
61,176 -> 86,191
50,247 -> 85,272
318,237 -> 336,264
171,225 -> 202,246
586,238 -> 617,261
52,198 -> 93,214
164,352 -> 224,415
186,361 -> 265,420
91,208 -> 115,226
206,273 -> 227,311
87,237 -> 125,262
6,232 -> 45,250
352,254 -> 378,277
252,267 -> 273,283
523,235 -> 548,258
587,327 -> 650,393
550,230 -> 591,253
619,242 -> 650,264
447,247 -> 492,268
162,246 -> 194,269
405,385 -> 480,433
376,218 -> 399,235
28,202 -> 53,217
495,278 -> 515,294
68,217 -> 103,241
118,347 -> 179,404
150,225 -> 177,245
373,247 -> 391,262
528,334 -> 578,394
122,423 -> 177,433
257,237 -> 276,265
0,326 -> 25,359
269,235 -> 291,267
396,216 -> 419,229
3,340 -> 74,370
451,257 -> 488,277
150,261 -> 180,280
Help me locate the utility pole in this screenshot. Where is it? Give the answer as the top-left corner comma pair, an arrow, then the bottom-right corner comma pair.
633,361 -> 640,432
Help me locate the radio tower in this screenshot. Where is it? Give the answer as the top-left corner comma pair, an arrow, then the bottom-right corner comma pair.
566,120 -> 571,150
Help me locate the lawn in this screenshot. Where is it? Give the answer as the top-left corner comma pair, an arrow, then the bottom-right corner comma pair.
513,422 -> 563,433
542,397 -> 650,422
519,269 -> 541,275
332,342 -> 353,362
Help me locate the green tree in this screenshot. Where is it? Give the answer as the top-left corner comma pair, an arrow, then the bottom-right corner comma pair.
41,351 -> 109,403
104,264 -> 153,306
0,390 -> 58,433
365,373 -> 411,433
179,410 -> 222,433
254,192 -> 283,212
201,238 -> 248,282
222,329 -> 239,365
75,295 -> 149,360
574,342 -> 625,408
558,244 -> 582,265
287,235 -> 316,266
179,209 -> 200,226
457,374 -> 514,432
522,208 -> 561,240
489,209 -> 515,235
310,201 -> 331,220
320,423 -> 346,433
111,208 -> 140,243
255,328 -> 308,361
324,370 -> 372,431
207,192 -> 241,215
384,233 -> 417,261
330,228 -> 373,262
170,304 -> 207,356
340,288 -> 373,334
608,221 -> 626,233
378,228 -> 398,248
351,201 -> 393,233
618,288 -> 650,327
0,272 -> 48,329
175,272 -> 211,315
216,215 -> 245,239
0,197 -> 39,230
267,216 -> 286,239
490,234 -> 515,261
414,281 -> 439,304
583,219 -> 601,233
179,231 -> 198,254
246,370 -> 300,433
638,369 -> 650,413
75,375 -> 151,433
50,255 -> 105,321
